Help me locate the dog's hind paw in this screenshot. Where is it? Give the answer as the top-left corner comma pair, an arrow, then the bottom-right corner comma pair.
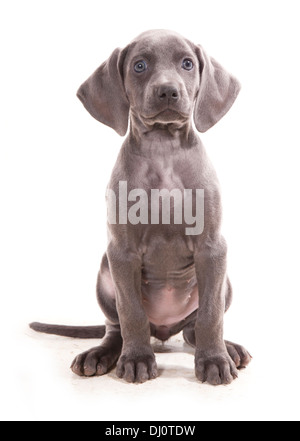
71,345 -> 121,377
225,340 -> 252,369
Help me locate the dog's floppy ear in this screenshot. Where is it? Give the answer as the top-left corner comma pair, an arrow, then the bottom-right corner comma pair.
77,47 -> 129,136
193,45 -> 241,133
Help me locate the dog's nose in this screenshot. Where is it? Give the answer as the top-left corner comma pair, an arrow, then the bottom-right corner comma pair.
158,84 -> 179,101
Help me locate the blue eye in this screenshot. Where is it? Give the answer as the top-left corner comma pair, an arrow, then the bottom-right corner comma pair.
134,60 -> 147,73
182,59 -> 193,71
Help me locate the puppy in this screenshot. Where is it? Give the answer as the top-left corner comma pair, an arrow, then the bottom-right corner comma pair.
31,30 -> 251,385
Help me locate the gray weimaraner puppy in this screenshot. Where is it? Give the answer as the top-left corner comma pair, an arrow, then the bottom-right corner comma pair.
31,30 -> 251,385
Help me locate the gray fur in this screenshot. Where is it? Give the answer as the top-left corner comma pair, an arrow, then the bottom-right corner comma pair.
32,30 -> 251,385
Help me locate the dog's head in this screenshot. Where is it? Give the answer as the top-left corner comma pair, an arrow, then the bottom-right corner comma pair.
77,30 -> 240,136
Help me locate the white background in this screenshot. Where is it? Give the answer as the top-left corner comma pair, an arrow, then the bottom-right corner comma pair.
1,0 -> 300,421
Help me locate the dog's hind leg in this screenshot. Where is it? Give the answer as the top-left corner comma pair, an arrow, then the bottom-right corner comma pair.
71,323 -> 122,376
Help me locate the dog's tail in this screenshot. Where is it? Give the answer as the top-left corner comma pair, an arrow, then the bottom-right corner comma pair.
29,322 -> 106,339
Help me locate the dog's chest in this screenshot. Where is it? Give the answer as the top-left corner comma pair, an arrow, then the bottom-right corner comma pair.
143,157 -> 185,191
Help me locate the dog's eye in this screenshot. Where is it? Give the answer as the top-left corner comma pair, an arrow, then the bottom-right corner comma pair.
182,59 -> 193,71
134,60 -> 147,73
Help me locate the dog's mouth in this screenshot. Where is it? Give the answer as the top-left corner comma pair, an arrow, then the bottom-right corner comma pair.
141,109 -> 189,125
154,109 -> 184,121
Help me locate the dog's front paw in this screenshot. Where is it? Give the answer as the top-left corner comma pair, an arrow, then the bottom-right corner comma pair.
116,348 -> 158,384
195,349 -> 239,385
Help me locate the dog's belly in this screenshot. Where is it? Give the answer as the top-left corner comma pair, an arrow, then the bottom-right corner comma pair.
141,271 -> 199,335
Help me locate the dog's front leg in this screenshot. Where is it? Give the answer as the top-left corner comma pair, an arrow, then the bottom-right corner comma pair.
107,245 -> 158,383
194,237 -> 239,385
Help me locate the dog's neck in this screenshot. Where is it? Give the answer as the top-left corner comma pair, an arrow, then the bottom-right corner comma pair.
127,114 -> 198,158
